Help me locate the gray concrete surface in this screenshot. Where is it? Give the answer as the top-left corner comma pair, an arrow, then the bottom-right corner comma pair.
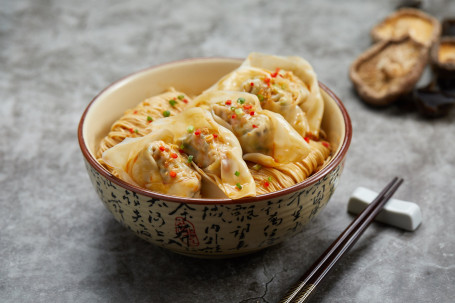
1,0 -> 454,302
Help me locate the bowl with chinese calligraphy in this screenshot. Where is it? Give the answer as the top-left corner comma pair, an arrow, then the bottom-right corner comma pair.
78,57 -> 352,258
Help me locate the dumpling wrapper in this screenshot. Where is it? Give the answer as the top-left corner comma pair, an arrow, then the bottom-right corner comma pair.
191,91 -> 312,167
148,107 -> 256,199
102,129 -> 202,198
206,52 -> 324,138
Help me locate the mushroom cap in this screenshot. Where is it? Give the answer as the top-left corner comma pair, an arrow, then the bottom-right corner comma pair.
350,36 -> 429,106
371,8 -> 441,47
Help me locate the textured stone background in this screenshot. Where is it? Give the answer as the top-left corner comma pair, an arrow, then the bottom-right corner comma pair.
1,0 -> 455,302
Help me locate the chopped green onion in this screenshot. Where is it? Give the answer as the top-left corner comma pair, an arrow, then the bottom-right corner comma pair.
235,108 -> 243,115
267,176 -> 272,182
188,155 -> 194,163
177,95 -> 185,100
147,116 -> 153,122
237,97 -> 245,104
169,100 -> 177,107
230,106 -> 236,111
180,143 -> 185,150
134,129 -> 139,134
257,94 -> 264,101
252,164 -> 262,171
236,183 -> 242,190
163,110 -> 171,117
235,171 -> 240,177
187,125 -> 194,133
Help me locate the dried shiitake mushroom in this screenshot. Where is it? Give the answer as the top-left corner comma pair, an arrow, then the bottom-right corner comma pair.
371,8 -> 441,47
413,81 -> 455,117
432,37 -> 455,65
441,18 -> 455,37
396,0 -> 422,9
350,36 -> 429,106
431,37 -> 455,90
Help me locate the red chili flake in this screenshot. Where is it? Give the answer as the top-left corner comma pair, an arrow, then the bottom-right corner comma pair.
243,104 -> 253,110
183,99 -> 188,104
179,149 -> 185,154
270,68 -> 280,78
171,153 -> 178,159
225,100 -> 232,105
194,129 -> 201,136
250,82 -> 254,86
304,137 -> 310,143
322,142 -> 330,148
264,77 -> 271,86
159,146 -> 166,152
169,171 -> 177,178
213,133 -> 218,138
264,181 -> 270,188
133,110 -> 138,114
252,124 -> 258,128
129,128 -> 134,133
231,114 -> 237,119
250,111 -> 255,116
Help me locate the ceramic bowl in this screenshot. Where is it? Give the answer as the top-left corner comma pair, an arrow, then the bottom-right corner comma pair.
78,58 -> 352,258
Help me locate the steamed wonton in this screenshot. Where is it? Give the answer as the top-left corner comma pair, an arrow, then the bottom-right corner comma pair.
148,107 -> 256,199
191,91 -> 312,167
102,129 -> 202,198
205,52 -> 324,139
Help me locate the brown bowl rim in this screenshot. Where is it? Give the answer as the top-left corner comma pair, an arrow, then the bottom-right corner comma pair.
78,57 -> 352,205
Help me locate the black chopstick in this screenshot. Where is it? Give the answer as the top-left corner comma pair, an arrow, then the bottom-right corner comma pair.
279,177 -> 404,303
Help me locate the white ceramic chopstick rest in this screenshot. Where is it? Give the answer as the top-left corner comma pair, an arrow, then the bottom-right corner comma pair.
347,187 -> 422,231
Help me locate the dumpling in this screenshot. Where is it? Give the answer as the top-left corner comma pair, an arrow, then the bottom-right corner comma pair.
102,129 -> 202,198
97,88 -> 191,159
191,91 -> 312,167
206,52 -> 324,139
148,107 -> 256,199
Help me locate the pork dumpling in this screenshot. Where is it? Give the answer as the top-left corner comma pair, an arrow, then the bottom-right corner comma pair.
102,129 -> 202,198
206,52 -> 324,139
191,91 -> 312,167
149,107 -> 256,199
